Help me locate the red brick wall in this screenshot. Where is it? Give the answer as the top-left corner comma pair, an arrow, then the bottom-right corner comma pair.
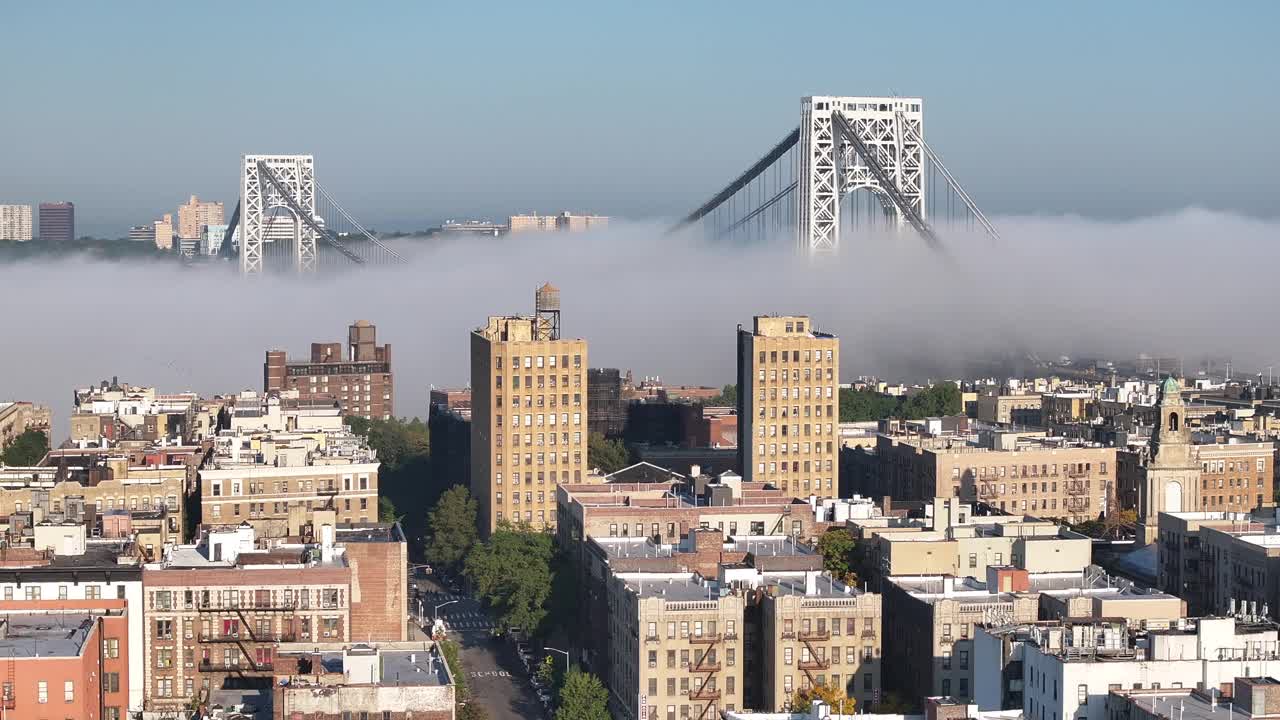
346,540 -> 408,642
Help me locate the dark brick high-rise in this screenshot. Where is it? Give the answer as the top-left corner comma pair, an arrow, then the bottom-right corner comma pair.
38,202 -> 74,241
264,320 -> 393,420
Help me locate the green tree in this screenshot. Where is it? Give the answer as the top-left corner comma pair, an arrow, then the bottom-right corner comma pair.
378,495 -> 400,523
816,529 -> 858,584
536,654 -> 558,690
465,526 -> 554,633
791,683 -> 852,712
426,486 -> 478,572
347,416 -> 430,471
900,382 -> 962,419
587,432 -> 630,474
439,638 -> 469,701
708,384 -> 737,406
838,388 -> 898,422
0,429 -> 47,466
555,668 -> 609,720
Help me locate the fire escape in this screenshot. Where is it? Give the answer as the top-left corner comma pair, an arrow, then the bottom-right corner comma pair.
797,623 -> 832,689
688,631 -> 722,719
197,593 -> 300,673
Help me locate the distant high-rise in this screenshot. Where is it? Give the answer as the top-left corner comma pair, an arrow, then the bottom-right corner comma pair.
176,194 -> 224,240
507,211 -> 609,234
38,202 -> 74,241
737,315 -> 840,498
128,225 -> 155,242
0,205 -> 33,241
153,214 -> 174,250
264,320 -> 393,421
470,283 -> 588,536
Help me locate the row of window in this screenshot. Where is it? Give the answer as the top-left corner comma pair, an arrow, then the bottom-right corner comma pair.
495,510 -> 548,524
757,368 -> 835,383
17,496 -> 179,515
211,475 -> 370,497
495,470 -> 578,485
2,584 -> 125,601
495,375 -> 581,390
757,385 -> 835,401
498,412 -> 583,428
495,451 -> 582,468
1203,458 -> 1267,473
757,459 -> 833,473
782,645 -> 875,664
496,354 -> 582,370
151,588 -> 343,611
755,424 -> 836,439
209,500 -> 368,521
757,349 -> 834,364
756,441 -> 834,457
956,462 -> 1106,479
495,431 -> 580,448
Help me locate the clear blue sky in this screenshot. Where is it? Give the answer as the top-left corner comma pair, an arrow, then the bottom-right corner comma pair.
2,1 -> 1276,235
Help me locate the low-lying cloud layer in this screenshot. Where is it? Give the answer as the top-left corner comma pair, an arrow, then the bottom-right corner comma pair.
2,208 -> 1275,437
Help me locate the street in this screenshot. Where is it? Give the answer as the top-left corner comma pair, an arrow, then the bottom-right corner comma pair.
411,575 -> 547,720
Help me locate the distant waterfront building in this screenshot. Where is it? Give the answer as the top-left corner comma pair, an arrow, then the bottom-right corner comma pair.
737,315 -> 840,498
38,201 -> 74,241
0,204 -> 33,241
470,283 -> 588,536
508,211 -> 609,234
128,224 -> 155,242
153,213 -> 174,250
425,219 -> 503,237
264,320 -> 393,421
176,194 -> 224,240
201,223 -> 229,255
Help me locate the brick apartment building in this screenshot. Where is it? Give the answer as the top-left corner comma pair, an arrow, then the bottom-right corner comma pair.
265,320 -> 394,421
140,518 -> 406,715
0,607 -> 131,719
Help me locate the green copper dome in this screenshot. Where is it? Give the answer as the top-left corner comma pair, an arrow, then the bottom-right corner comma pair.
1161,376 -> 1180,395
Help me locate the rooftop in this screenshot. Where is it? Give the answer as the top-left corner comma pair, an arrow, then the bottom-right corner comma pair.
0,614 -> 97,659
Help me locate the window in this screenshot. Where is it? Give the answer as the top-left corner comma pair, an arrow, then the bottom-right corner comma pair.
64,680 -> 74,702
105,638 -> 119,658
37,680 -> 47,703
103,672 -> 120,693
1078,684 -> 1088,705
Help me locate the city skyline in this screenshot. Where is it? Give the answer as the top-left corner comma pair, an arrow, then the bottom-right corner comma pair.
1,2 -> 1278,236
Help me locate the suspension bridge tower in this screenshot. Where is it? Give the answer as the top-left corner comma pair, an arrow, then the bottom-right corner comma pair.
799,96 -> 924,254
240,154 -> 318,275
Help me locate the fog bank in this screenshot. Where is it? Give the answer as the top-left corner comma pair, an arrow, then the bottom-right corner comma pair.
1,208 -> 1274,438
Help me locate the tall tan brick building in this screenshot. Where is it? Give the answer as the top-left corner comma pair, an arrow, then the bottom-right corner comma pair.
737,315 -> 839,498
470,284 -> 587,536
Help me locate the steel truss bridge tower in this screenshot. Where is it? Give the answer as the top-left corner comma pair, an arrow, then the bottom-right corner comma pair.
223,153 -> 407,275
675,95 -> 999,254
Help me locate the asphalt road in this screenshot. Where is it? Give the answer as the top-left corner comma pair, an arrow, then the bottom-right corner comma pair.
411,576 -> 546,720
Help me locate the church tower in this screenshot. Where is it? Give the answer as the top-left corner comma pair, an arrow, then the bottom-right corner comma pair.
1137,376 -> 1201,544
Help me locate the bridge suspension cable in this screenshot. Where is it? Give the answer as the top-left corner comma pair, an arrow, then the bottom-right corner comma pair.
896,111 -> 1000,241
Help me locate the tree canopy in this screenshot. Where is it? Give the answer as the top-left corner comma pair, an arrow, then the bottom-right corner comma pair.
465,526 -> 555,633
790,683 -> 853,712
816,528 -> 858,585
346,416 -> 429,471
0,429 -> 47,466
426,486 -> 479,572
555,668 -> 610,720
587,432 -> 630,474
839,382 -> 962,422
708,384 -> 737,407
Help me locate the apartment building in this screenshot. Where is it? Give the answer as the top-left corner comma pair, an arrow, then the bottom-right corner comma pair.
507,211 -> 609,233
38,201 -> 74,241
272,642 -> 455,719
154,212 -> 174,249
608,572 -> 746,720
140,518 -> 406,715
471,284 -> 588,536
1157,509 -> 1280,619
1120,439 -> 1274,520
1012,617 -> 1280,720
0,204 -> 33,241
1041,392 -> 1093,424
977,392 -> 1042,425
0,455 -> 185,558
198,430 -> 379,537
70,379 -> 202,445
264,320 -> 394,421
761,576 -> 882,711
873,432 -> 1117,523
0,610 -> 131,719
857,498 -> 1093,588
176,194 -> 224,240
737,315 -> 840,498
1107,678 -> 1280,720
0,400 -> 51,451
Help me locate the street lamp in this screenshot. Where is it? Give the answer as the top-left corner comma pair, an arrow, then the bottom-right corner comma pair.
434,599 -> 460,622
544,646 -> 570,673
